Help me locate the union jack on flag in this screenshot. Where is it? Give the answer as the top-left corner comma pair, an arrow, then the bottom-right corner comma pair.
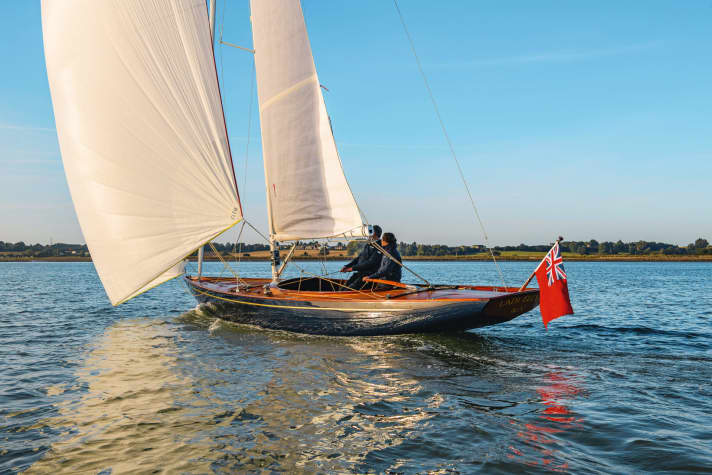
534,238 -> 573,327
544,241 -> 567,286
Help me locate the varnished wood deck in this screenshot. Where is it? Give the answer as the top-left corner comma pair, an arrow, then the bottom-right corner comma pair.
186,276 -> 518,304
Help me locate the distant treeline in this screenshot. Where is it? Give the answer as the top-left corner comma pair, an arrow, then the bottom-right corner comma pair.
200,242 -> 270,253
0,241 -> 89,257
346,238 -> 712,257
0,240 -> 332,257
0,241 -> 272,258
196,241 -> 340,255
500,238 -> 712,256
2,238 -> 710,258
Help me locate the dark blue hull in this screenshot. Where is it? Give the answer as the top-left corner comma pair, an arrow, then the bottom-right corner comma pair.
185,277 -> 539,336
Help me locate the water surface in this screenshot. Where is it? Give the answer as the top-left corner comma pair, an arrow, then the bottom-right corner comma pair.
1,261 -> 710,473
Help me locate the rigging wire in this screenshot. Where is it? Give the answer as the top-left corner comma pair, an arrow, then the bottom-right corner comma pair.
211,4 -> 418,291
370,240 -> 431,287
392,0 -> 507,289
226,219 -> 385,297
244,219 -> 271,243
218,0 -> 227,86
210,219 -> 398,299
223,223 -> 386,298
319,243 -> 328,276
217,0 -> 256,273
288,260 -> 387,300
208,240 -> 249,287
243,61 -> 255,194
216,0 -> 241,278
232,62 -> 256,268
231,220 -> 247,281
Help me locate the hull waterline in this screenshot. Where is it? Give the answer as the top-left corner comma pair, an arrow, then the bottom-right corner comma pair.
185,276 -> 539,336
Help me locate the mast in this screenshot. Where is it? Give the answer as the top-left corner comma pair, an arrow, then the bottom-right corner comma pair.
269,238 -> 280,284
249,0 -> 369,284
246,3 -> 280,284
197,0 -> 219,282
209,0 -> 217,42
197,246 -> 204,281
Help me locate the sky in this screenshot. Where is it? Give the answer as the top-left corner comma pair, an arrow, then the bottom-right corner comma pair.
1,1 -> 711,247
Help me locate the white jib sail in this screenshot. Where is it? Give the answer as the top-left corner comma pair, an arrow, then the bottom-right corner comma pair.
250,0 -> 366,242
43,0 -> 242,305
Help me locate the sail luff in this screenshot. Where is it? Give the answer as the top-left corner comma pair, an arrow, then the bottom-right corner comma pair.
204,0 -> 242,216
249,0 -> 367,241
43,0 -> 242,305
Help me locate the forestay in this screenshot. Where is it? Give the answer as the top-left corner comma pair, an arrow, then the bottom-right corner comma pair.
250,0 -> 366,241
43,0 -> 242,305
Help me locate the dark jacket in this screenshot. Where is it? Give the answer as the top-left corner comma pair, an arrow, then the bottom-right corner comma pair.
369,243 -> 402,282
346,242 -> 381,274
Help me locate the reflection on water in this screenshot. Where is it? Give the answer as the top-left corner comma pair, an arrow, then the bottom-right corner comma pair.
220,337 -> 438,471
16,307 -> 712,473
508,371 -> 584,471
28,313 -> 449,473
4,261 -> 712,473
28,319 -> 221,473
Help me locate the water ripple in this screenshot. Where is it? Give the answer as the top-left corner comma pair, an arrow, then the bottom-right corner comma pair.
1,261 -> 711,473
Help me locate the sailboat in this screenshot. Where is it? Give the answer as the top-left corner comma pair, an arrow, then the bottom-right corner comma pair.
43,0 -> 539,335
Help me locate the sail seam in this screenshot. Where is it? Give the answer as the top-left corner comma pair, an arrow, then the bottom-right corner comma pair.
272,223 -> 366,242
259,74 -> 317,112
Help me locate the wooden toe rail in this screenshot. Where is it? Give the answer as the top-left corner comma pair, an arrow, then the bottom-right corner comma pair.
363,277 -> 412,289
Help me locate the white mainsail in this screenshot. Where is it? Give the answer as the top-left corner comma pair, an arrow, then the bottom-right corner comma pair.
250,0 -> 366,242
43,0 -> 242,305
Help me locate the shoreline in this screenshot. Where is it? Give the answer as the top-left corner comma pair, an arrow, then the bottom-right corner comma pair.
2,255 -> 711,263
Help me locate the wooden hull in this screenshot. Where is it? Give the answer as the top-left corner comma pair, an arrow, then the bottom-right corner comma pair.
184,276 -> 539,336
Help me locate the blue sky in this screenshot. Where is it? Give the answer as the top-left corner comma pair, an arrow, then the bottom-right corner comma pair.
2,1 -> 710,246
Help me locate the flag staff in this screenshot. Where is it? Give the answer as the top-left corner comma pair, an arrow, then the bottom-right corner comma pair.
518,236 -> 564,291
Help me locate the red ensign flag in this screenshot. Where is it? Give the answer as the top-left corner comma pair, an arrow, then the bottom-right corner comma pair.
534,241 -> 574,328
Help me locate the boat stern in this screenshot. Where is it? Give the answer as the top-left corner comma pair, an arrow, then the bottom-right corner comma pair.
481,289 -> 540,325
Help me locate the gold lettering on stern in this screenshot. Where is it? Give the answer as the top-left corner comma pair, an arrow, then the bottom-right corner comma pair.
490,294 -> 538,316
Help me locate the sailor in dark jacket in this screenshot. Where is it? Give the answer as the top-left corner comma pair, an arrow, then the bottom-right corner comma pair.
368,232 -> 402,283
341,225 -> 382,290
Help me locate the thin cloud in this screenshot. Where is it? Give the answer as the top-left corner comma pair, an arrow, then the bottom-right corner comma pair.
0,124 -> 55,132
228,135 -> 262,143
0,203 -> 71,210
1,159 -> 60,164
337,141 -> 449,151
429,41 -> 663,68
0,173 -> 66,180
